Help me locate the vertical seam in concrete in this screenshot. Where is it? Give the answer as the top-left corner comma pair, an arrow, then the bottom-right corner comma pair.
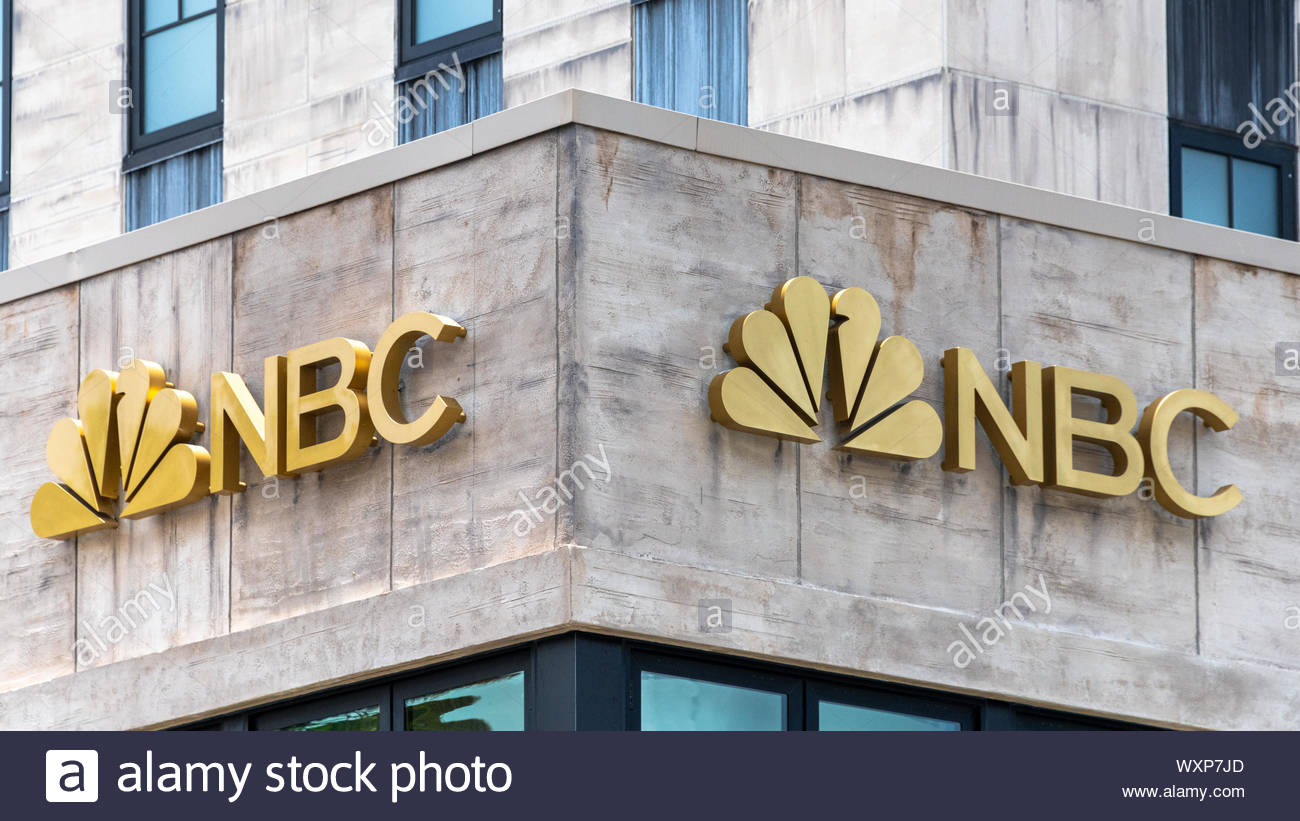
1190,254 -> 1200,655
227,235 -> 235,634
554,130 -> 562,556
390,183 -> 397,594
794,174 -> 802,583
74,281 -> 82,672
554,130 -> 571,624
995,213 -> 1006,604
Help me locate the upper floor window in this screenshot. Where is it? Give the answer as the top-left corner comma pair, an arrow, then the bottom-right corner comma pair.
395,0 -> 504,142
124,0 -> 224,230
632,0 -> 748,125
1167,0 -> 1297,239
1170,124 -> 1296,240
129,0 -> 223,157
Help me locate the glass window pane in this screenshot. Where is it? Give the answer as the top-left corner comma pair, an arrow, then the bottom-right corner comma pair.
415,0 -> 494,44
143,15 -> 218,133
282,705 -> 380,732
1180,147 -> 1229,227
182,0 -> 218,16
145,0 -> 179,30
405,671 -> 524,731
640,671 -> 785,731
818,700 -> 961,731
1231,156 -> 1281,237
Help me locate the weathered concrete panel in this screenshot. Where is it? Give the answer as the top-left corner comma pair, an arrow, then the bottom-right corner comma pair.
391,135 -> 559,586
225,0 -> 394,195
1056,0 -> 1167,114
1194,257 -> 1300,670
0,549 -> 572,730
795,180 -> 1003,612
749,0 -> 846,125
844,0 -> 943,97
564,126 -> 800,580
761,74 -> 945,166
75,240 -> 234,669
10,19 -> 122,263
504,1 -> 631,107
946,0 -> 1058,89
571,546 -> 1300,729
1000,219 -> 1197,651
0,286 -> 80,692
949,73 -> 1168,211
228,188 -> 395,631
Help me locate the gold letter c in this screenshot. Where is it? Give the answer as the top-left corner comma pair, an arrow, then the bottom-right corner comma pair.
367,312 -> 467,446
1138,388 -> 1242,519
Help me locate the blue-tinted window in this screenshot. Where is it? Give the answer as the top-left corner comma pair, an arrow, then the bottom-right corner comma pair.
405,671 -> 524,731
396,0 -> 503,143
633,0 -> 748,124
1231,156 -> 1280,236
127,1 -> 223,230
1172,125 -> 1294,239
397,53 -> 502,142
415,0 -> 494,44
640,670 -> 786,730
124,141 -> 222,230
143,14 -> 218,133
1180,147 -> 1229,227
283,705 -> 381,732
818,700 -> 961,731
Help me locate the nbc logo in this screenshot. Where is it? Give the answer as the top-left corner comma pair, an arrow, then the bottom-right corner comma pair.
29,360 -> 210,540
709,276 -> 942,461
708,276 -> 1243,520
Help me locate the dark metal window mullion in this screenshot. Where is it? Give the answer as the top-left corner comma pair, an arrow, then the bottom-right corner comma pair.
144,8 -> 218,38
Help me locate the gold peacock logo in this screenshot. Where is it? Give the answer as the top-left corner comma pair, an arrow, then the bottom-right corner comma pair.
29,360 -> 211,540
708,276 -> 943,460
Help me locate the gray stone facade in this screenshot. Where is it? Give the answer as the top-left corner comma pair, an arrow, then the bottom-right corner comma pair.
0,93 -> 1297,730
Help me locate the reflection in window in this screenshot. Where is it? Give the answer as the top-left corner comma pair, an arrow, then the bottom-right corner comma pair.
283,705 -> 380,732
405,671 -> 524,731
818,700 -> 961,731
640,671 -> 785,730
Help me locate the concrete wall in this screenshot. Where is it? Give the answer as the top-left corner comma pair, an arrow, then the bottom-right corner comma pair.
750,0 -> 1170,212
0,0 -> 1197,272
1,104 -> 1297,729
8,1 -> 124,266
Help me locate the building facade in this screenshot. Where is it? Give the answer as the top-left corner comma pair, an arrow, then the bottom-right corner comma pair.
0,2 -> 1298,731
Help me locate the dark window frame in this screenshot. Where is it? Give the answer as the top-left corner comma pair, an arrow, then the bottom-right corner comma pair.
396,0 -> 503,85
125,0 -> 225,171
1169,120 -> 1297,240
631,648 -> 803,730
392,649 -> 531,731
252,684 -> 392,731
806,679 -> 975,731
0,0 -> 12,202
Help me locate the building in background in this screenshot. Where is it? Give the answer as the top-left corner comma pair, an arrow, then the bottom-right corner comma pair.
0,2 -> 1298,732
0,0 -> 1297,271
